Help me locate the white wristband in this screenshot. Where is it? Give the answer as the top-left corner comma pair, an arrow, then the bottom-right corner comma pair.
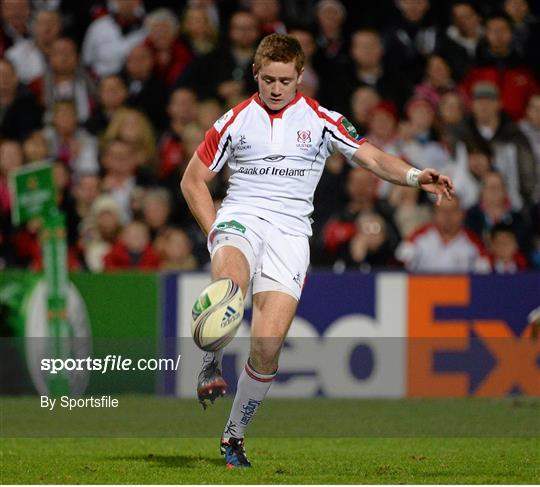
406,168 -> 421,188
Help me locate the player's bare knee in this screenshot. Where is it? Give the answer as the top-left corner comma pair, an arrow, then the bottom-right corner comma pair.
249,339 -> 282,374
211,247 -> 250,295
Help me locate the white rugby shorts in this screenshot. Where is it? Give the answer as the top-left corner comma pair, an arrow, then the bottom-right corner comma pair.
207,213 -> 309,301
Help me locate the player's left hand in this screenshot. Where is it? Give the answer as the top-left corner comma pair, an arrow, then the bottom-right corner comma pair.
418,168 -> 455,205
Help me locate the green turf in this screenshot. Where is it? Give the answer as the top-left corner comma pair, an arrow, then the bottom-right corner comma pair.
2,437 -> 539,484
1,397 -> 539,484
2,396 -> 539,437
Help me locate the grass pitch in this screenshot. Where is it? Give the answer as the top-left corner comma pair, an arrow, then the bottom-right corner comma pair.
1,396 -> 539,484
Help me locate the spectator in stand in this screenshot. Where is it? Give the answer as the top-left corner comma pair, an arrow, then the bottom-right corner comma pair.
100,138 -> 141,222
289,28 -> 319,98
326,29 -> 407,116
186,0 -> 220,31
334,212 -> 401,272
280,0 -> 317,29
503,0 -> 539,57
180,5 -> 218,57
398,96 -> 450,173
183,120 -> 207,156
43,101 -> 99,177
11,216 -> 43,268
488,222 -> 528,273
104,220 -> 160,270
366,100 -> 400,155
435,1 -> 483,82
72,173 -> 101,223
321,167 -> 400,263
82,0 -> 148,77
29,37 -> 97,124
0,140 -> 23,223
102,107 -> 157,184
197,98 -> 223,130
32,0 -> 105,47
314,0 -> 348,66
462,13 -> 539,121
519,93 -> 540,202
388,185 -> 432,239
448,143 -> 493,210
85,75 -> 128,136
79,194 -> 123,272
474,12 -> 524,69
438,91 -> 466,132
0,58 -> 42,141
365,100 -> 402,200
123,42 -> 168,131
160,120 -> 206,225
141,187 -> 171,240
52,161 -> 80,246
144,8 -> 193,88
179,11 -> 260,105
171,116 -> 216,262
158,88 -> 198,180
450,81 -> 537,209
396,196 -> 490,273
22,130 -> 49,163
385,0 -> 437,85
348,85 -> 380,135
159,226 -> 197,271
248,0 -> 286,36
466,170 -> 530,254
0,0 -> 31,55
6,9 -> 61,83
414,55 -> 456,106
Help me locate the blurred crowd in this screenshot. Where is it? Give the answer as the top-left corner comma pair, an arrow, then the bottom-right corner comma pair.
1,0 -> 539,274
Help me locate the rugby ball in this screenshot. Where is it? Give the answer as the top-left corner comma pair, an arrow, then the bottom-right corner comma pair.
191,278 -> 244,351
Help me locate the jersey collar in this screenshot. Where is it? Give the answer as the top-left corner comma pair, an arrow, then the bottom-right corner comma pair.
253,91 -> 303,120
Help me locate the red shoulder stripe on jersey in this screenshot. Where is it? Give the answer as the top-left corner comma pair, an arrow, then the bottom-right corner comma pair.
463,228 -> 488,256
303,95 -> 366,145
196,95 -> 255,167
407,223 -> 434,242
196,127 -> 220,166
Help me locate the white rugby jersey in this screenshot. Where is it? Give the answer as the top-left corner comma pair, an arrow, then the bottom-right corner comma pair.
396,224 -> 491,273
196,92 -> 365,237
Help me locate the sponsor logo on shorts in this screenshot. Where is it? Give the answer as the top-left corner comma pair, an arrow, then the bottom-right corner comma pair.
216,220 -> 246,234
240,399 -> 261,425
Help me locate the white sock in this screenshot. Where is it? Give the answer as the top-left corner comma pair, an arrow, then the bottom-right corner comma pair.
202,349 -> 223,368
223,360 -> 275,440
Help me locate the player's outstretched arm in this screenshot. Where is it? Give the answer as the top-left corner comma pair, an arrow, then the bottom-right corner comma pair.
352,142 -> 455,205
180,153 -> 219,236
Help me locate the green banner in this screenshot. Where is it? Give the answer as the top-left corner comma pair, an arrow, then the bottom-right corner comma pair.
0,271 -> 160,395
9,162 -> 55,226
